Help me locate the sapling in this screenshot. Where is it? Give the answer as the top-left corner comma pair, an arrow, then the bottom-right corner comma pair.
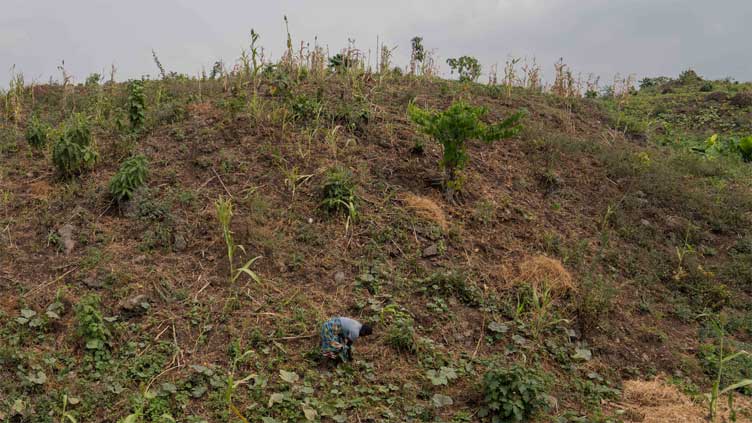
127,79 -> 146,132
408,100 -> 525,201
446,56 -> 482,82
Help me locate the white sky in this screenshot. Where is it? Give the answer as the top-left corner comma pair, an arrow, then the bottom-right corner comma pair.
2,0 -> 751,86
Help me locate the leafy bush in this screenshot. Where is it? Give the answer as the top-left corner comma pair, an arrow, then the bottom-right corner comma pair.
478,364 -> 550,422
109,155 -> 148,202
408,101 -> 525,200
25,115 -> 49,150
321,167 -> 357,220
51,113 -> 98,177
127,79 -> 146,131
447,56 -> 482,82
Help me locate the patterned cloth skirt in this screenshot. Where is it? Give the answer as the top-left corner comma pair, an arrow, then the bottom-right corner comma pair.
320,317 -> 350,360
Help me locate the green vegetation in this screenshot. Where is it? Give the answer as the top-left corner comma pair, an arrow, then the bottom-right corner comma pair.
446,56 -> 482,82
25,115 -> 49,150
127,79 -> 146,132
51,113 -> 98,177
478,364 -> 550,422
3,28 -> 752,423
699,314 -> 752,420
109,155 -> 148,202
320,166 -> 358,226
215,196 -> 261,283
408,101 -> 525,200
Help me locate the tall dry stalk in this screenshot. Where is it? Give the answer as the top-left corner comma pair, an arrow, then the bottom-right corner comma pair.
504,57 -> 521,97
487,64 -> 498,85
58,61 -> 74,113
521,58 -> 542,92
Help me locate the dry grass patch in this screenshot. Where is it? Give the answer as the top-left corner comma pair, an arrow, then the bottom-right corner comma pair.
514,255 -> 575,297
400,193 -> 447,231
621,377 -> 752,423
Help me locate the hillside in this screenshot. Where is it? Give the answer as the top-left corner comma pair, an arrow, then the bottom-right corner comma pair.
1,61 -> 752,422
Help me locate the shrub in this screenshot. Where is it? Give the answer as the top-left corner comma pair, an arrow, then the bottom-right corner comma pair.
478,364 -> 550,422
408,101 -> 525,201
321,167 -> 357,220
109,155 -> 148,202
51,113 -> 98,177
447,56 -> 482,82
127,79 -> 146,131
25,115 -> 49,150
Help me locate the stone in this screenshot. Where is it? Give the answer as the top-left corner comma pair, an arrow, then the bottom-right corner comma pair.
57,224 -> 75,255
173,233 -> 187,252
334,271 -> 346,284
422,244 -> 439,258
119,294 -> 150,316
83,271 -> 106,289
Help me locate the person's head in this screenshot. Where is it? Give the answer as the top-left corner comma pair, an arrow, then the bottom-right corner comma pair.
359,324 -> 373,337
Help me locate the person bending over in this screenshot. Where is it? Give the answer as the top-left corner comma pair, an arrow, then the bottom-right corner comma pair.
320,317 -> 372,362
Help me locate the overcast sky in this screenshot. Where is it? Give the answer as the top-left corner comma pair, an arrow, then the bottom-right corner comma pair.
1,0 -> 750,87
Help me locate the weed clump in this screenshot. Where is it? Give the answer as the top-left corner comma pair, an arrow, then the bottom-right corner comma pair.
320,167 -> 357,220
478,364 -> 550,422
109,155 -> 148,203
386,317 -> 417,353
51,113 -> 98,177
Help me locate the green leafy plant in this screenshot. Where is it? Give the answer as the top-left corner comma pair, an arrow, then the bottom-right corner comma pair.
698,313 -> 752,421
446,56 -> 482,82
737,136 -> 752,162
321,167 -> 358,229
127,79 -> 146,131
215,196 -> 262,283
386,317 -> 417,353
109,155 -> 148,202
74,294 -> 112,371
51,113 -> 98,177
478,364 -> 550,422
408,101 -> 525,201
59,394 -> 78,423
328,54 -> 353,72
25,115 -> 49,150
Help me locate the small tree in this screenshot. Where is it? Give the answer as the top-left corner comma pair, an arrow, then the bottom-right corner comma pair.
447,56 -> 482,82
127,79 -> 146,132
410,36 -> 425,75
408,101 -> 524,201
